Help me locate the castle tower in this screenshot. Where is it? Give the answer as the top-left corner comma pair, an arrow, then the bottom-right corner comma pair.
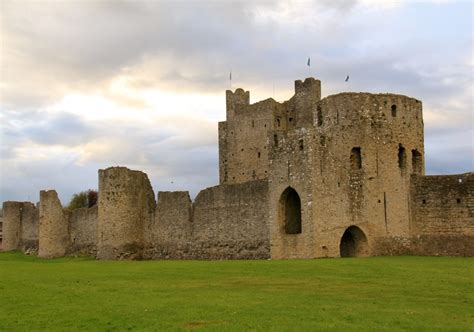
267,79 -> 424,259
97,167 -> 155,260
218,78 -> 321,185
38,190 -> 70,258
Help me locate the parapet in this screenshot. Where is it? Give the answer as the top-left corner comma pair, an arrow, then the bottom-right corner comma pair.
226,88 -> 250,119
294,77 -> 321,100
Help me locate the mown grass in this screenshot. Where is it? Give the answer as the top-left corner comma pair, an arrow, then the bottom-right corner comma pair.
0,252 -> 472,331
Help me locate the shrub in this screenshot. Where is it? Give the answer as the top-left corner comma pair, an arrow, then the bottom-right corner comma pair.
67,189 -> 98,210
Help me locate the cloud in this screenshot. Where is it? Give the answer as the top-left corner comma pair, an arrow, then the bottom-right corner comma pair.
0,0 -> 472,203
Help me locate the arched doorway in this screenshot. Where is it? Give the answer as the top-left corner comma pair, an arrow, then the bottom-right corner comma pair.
279,187 -> 302,234
339,226 -> 369,257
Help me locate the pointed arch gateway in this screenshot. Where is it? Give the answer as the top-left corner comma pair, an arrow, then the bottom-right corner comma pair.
339,226 -> 369,257
279,187 -> 302,234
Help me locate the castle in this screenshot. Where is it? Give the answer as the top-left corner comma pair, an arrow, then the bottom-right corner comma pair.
2,78 -> 473,259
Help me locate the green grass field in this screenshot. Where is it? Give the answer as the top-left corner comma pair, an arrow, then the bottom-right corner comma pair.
0,252 -> 472,331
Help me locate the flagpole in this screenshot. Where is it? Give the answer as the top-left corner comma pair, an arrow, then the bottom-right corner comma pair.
307,56 -> 311,78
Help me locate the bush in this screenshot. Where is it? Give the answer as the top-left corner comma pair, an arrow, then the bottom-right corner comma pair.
67,189 -> 98,210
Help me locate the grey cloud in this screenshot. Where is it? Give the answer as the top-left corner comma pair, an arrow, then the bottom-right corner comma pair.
1,1 -> 472,202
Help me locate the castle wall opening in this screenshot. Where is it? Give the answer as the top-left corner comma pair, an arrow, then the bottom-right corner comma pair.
317,106 -> 323,126
280,187 -> 302,234
339,226 -> 369,257
398,144 -> 406,170
412,149 -> 422,174
350,147 -> 362,170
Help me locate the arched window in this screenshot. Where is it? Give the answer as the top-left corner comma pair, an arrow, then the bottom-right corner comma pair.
279,187 -> 302,234
391,104 -> 397,117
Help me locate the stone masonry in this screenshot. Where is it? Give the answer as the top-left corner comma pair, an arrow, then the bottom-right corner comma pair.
1,78 -> 473,259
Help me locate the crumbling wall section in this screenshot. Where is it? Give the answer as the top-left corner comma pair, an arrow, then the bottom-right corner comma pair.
2,201 -> 22,251
1,201 -> 39,252
97,167 -> 155,260
38,190 -> 69,258
19,202 -> 39,251
192,180 -> 270,259
69,205 -> 98,256
145,191 -> 193,259
409,173 -> 473,255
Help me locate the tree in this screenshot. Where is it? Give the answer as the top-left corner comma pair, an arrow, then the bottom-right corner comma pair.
67,189 -> 98,210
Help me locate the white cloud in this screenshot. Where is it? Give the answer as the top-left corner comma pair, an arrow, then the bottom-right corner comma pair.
0,0 -> 472,202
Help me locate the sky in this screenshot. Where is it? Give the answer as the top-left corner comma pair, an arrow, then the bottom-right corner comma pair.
0,0 -> 473,204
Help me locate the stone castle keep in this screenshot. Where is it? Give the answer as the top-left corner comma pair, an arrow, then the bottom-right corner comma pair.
2,78 -> 473,259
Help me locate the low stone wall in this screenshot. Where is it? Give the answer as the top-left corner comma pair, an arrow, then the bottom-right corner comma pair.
373,234 -> 474,257
69,205 -> 98,256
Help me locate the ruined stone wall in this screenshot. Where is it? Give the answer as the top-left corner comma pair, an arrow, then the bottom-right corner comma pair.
69,205 -> 98,255
145,181 -> 270,259
19,202 -> 39,250
38,190 -> 69,258
2,202 -> 23,251
192,180 -> 270,259
1,201 -> 39,252
405,172 -> 474,256
97,167 -> 155,260
144,191 -> 193,258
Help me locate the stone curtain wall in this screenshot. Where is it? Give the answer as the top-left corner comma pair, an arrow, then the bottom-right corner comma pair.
145,180 -> 270,259
408,173 -> 474,256
69,205 -> 98,256
19,202 -> 39,251
145,191 -> 193,258
192,180 -> 270,259
2,201 -> 39,252
1,193 -> 98,257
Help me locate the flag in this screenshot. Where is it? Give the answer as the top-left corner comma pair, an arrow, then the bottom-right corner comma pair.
307,57 -> 310,67
345,75 -> 349,82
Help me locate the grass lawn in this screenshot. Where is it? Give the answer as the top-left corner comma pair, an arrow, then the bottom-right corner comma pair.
0,252 -> 472,331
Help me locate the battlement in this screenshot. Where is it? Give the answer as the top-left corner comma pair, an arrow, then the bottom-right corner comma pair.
294,77 -> 321,98
226,88 -> 250,119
